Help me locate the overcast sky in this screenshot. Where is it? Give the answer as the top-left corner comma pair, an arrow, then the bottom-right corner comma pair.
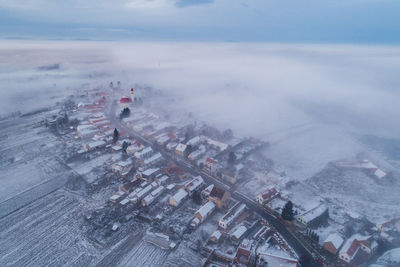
1,0 -> 400,43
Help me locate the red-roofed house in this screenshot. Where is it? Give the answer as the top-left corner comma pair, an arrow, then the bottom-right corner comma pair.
339,234 -> 375,264
256,187 -> 279,205
119,97 -> 132,108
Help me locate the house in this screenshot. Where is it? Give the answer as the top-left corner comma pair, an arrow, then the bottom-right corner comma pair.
236,239 -> 253,265
208,186 -> 231,209
134,146 -> 153,159
119,97 -> 132,108
194,201 -> 216,223
339,234 -> 375,264
142,186 -> 165,206
188,145 -> 206,161
120,178 -> 141,192
85,140 -> 106,151
210,230 -> 222,243
295,204 -> 329,228
257,252 -> 299,267
221,168 -> 237,184
202,136 -> 229,152
204,157 -> 218,174
166,141 -> 178,151
141,168 -> 161,180
130,184 -> 154,204
219,202 -> 247,230
112,160 -> 132,175
126,141 -> 144,155
231,225 -> 248,243
142,152 -> 164,167
184,176 -> 204,195
155,175 -> 169,185
175,143 -> 187,156
155,134 -> 170,146
186,136 -> 203,146
256,187 -> 279,205
169,189 -> 188,207
77,124 -> 96,137
323,233 -> 344,255
202,184 -> 214,199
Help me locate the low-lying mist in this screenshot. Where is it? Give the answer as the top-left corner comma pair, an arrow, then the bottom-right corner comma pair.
1,40 -> 399,178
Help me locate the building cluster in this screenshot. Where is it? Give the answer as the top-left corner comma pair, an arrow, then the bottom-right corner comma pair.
66,88 -> 306,266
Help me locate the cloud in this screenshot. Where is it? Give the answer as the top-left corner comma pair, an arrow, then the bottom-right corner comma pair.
1,40 -> 399,179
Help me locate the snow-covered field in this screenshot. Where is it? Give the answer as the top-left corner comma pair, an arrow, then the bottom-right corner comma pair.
0,190 -> 99,266
0,116 -> 68,202
118,240 -> 169,267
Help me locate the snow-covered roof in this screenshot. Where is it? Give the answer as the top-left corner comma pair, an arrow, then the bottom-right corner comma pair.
340,234 -> 371,259
374,168 -> 387,179
157,175 -> 169,184
142,168 -> 160,177
257,252 -> 298,267
136,185 -> 153,199
175,143 -> 187,153
87,140 -> 106,148
151,186 -> 165,197
110,194 -> 120,201
166,184 -> 175,190
211,230 -> 222,241
143,152 -> 163,165
186,136 -> 202,146
115,160 -> 132,167
196,201 -> 216,220
171,189 -> 188,203
203,184 -> 214,195
232,225 -> 247,240
300,203 -> 328,223
220,202 -> 246,227
185,176 -> 204,193
120,198 -> 130,205
324,233 -> 344,249
141,146 -> 153,154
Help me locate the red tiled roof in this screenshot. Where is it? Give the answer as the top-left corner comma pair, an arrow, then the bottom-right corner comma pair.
262,188 -> 278,200
120,97 -> 132,103
347,239 -> 360,257
206,157 -> 217,164
210,186 -> 226,199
